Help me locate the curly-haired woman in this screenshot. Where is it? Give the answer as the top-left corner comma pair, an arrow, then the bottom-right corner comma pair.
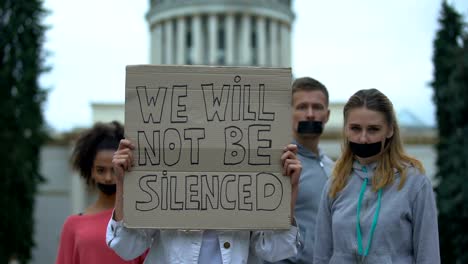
55,121 -> 145,264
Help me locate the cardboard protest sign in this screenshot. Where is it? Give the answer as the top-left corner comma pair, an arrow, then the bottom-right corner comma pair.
123,65 -> 292,229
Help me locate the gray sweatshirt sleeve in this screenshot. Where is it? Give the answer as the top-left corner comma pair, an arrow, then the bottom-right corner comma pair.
313,181 -> 333,264
411,177 -> 440,264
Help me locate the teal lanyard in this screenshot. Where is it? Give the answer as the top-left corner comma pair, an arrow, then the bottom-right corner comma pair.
356,166 -> 382,257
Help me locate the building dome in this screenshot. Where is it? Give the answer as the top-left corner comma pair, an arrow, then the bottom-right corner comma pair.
147,0 -> 294,66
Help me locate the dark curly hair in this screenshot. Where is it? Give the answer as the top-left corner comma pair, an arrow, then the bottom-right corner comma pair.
71,121 -> 124,185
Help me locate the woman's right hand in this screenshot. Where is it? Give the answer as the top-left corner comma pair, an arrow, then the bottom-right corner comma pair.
112,139 -> 135,183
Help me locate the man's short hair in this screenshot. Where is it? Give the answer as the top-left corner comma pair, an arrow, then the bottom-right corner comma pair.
291,77 -> 329,106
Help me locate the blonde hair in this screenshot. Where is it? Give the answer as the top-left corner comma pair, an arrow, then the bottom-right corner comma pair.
329,89 -> 425,198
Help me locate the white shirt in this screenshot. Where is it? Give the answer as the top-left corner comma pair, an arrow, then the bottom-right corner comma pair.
199,230 -> 222,264
106,218 -> 299,264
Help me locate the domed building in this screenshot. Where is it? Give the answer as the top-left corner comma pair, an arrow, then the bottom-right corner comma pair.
147,0 -> 294,66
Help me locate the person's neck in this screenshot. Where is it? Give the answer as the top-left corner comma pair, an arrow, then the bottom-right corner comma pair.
295,135 -> 320,156
84,193 -> 115,215
356,155 -> 380,165
95,192 -> 116,210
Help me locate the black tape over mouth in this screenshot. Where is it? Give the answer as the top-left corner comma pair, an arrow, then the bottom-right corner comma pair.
97,183 -> 117,195
297,121 -> 323,134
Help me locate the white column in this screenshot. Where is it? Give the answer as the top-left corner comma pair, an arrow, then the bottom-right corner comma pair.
150,25 -> 157,64
269,19 -> 279,67
208,14 -> 218,65
280,23 -> 291,67
152,23 -> 163,64
225,13 -> 235,65
164,20 -> 174,64
240,14 -> 252,65
192,14 -> 203,64
176,17 -> 186,65
256,16 -> 267,66
71,172 -> 86,214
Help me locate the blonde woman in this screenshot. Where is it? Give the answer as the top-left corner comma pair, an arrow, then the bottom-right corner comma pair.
313,89 -> 439,263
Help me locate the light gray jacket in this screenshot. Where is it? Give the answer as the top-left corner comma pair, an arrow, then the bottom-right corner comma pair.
314,161 -> 440,264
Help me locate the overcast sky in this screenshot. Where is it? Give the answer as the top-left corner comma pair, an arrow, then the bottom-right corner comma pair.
40,0 -> 468,132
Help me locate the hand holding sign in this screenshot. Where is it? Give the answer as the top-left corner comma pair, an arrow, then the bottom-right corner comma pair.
113,139 -> 135,180
112,139 -> 135,222
281,144 -> 301,223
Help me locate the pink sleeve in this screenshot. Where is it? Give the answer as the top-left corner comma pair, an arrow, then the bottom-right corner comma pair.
134,249 -> 148,264
137,250 -> 149,264
55,217 -> 76,264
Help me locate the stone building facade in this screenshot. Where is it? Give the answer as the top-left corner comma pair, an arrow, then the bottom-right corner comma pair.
147,0 -> 294,66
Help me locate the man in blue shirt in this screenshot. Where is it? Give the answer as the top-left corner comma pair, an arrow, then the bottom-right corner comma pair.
268,77 -> 334,264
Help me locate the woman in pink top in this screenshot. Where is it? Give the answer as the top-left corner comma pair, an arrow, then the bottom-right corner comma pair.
55,121 -> 145,264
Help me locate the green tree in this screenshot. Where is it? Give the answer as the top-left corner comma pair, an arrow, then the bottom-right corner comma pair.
0,0 -> 48,263
431,1 -> 463,136
431,1 -> 467,263
435,35 -> 468,264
